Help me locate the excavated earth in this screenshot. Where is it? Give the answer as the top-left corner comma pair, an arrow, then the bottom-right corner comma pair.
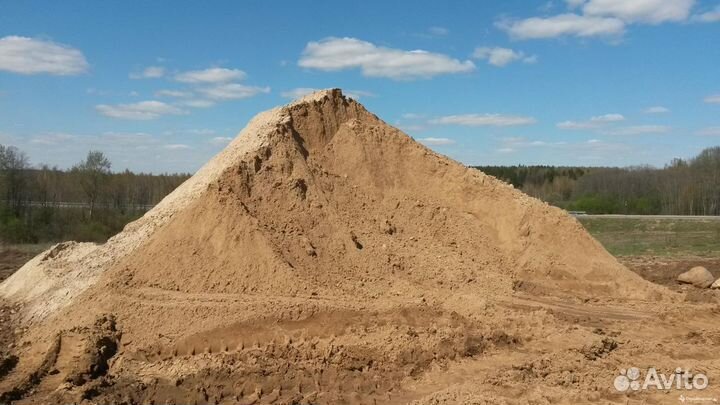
1,90 -> 719,404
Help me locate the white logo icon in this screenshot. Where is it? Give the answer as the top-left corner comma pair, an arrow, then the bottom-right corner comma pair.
614,367 -> 709,392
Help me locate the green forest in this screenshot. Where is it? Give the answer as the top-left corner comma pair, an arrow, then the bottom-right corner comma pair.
0,145 -> 189,244
1,144 -> 719,245
475,146 -> 720,215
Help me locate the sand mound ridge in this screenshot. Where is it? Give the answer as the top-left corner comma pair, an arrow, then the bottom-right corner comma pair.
0,89 -> 671,404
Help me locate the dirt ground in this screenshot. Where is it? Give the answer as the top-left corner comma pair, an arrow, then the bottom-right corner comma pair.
0,249 -> 38,284
0,253 -> 717,404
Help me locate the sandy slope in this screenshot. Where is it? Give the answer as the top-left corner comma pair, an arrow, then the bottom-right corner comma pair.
2,90 -> 718,405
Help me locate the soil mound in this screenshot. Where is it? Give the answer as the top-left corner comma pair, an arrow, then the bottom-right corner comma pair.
0,90 -> 673,404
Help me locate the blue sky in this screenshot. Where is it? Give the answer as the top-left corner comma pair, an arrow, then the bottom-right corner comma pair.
1,0 -> 719,173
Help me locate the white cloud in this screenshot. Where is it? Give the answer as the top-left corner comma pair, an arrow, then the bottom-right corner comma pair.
185,129 -> 216,135
697,127 -> 720,136
155,89 -> 191,98
498,14 -> 625,39
499,136 -> 550,148
344,90 -> 375,100
401,113 -> 423,119
397,124 -> 426,132
428,26 -> 450,36
281,87 -> 319,99
197,83 -> 270,100
602,125 -> 671,135
643,106 -> 670,114
556,113 -> 624,129
557,120 -> 596,129
430,114 -> 536,127
163,144 -> 190,150
497,147 -> 516,153
704,94 -> 720,104
96,100 -> 185,120
583,0 -> 695,24
86,88 -> 108,96
693,5 -> 720,22
472,47 -> 537,67
179,99 -> 215,108
566,0 -> 587,8
29,133 -> 78,145
298,37 -> 475,80
591,113 -> 625,122
4,130 -> 220,174
210,136 -> 233,145
418,137 -> 456,146
175,67 -> 246,83
281,87 -> 373,100
130,66 -> 165,79
0,36 -> 88,75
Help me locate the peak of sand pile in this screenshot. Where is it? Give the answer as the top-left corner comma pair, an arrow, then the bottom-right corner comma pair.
0,89 -> 349,321
0,89 -> 668,404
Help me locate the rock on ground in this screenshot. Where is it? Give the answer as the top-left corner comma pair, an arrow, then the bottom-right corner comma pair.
678,266 -> 715,288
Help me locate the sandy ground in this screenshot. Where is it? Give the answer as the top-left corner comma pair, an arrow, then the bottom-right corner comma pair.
1,90 -> 719,405
1,255 -> 719,404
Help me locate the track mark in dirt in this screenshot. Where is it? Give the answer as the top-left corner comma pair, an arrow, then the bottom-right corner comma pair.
503,294 -> 655,326
32,332 -> 85,394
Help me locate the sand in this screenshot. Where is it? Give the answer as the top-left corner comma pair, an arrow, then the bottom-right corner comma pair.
1,89 -> 719,404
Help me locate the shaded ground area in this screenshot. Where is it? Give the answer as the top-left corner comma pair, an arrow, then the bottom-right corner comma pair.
621,256 -> 720,288
621,256 -> 720,306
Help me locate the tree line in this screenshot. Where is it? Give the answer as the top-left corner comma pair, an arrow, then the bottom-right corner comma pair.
2,143 -> 719,244
0,145 -> 190,243
474,146 -> 720,215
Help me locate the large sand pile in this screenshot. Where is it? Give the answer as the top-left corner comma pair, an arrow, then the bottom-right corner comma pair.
3,90 -> 707,405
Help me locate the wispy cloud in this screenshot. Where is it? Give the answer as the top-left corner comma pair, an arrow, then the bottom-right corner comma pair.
697,127 -> 720,136
602,125 -> 671,135
168,66 -> 270,105
428,26 -> 450,36
704,94 -> 720,104
281,88 -> 319,99
583,0 -> 694,24
196,83 -> 270,100
557,113 -> 625,129
29,133 -> 78,145
418,137 -> 456,146
298,37 -> 475,80
0,36 -> 88,75
692,5 -> 720,22
430,114 -> 536,127
96,100 -> 185,120
210,136 -> 233,145
281,87 -> 373,100
179,99 -> 215,108
344,90 -> 375,99
175,67 -> 246,83
472,47 -> 537,67
155,89 -> 192,98
498,0 -> 694,41
498,14 -> 625,40
130,66 -> 165,79
163,144 -> 190,150
643,106 -> 670,114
